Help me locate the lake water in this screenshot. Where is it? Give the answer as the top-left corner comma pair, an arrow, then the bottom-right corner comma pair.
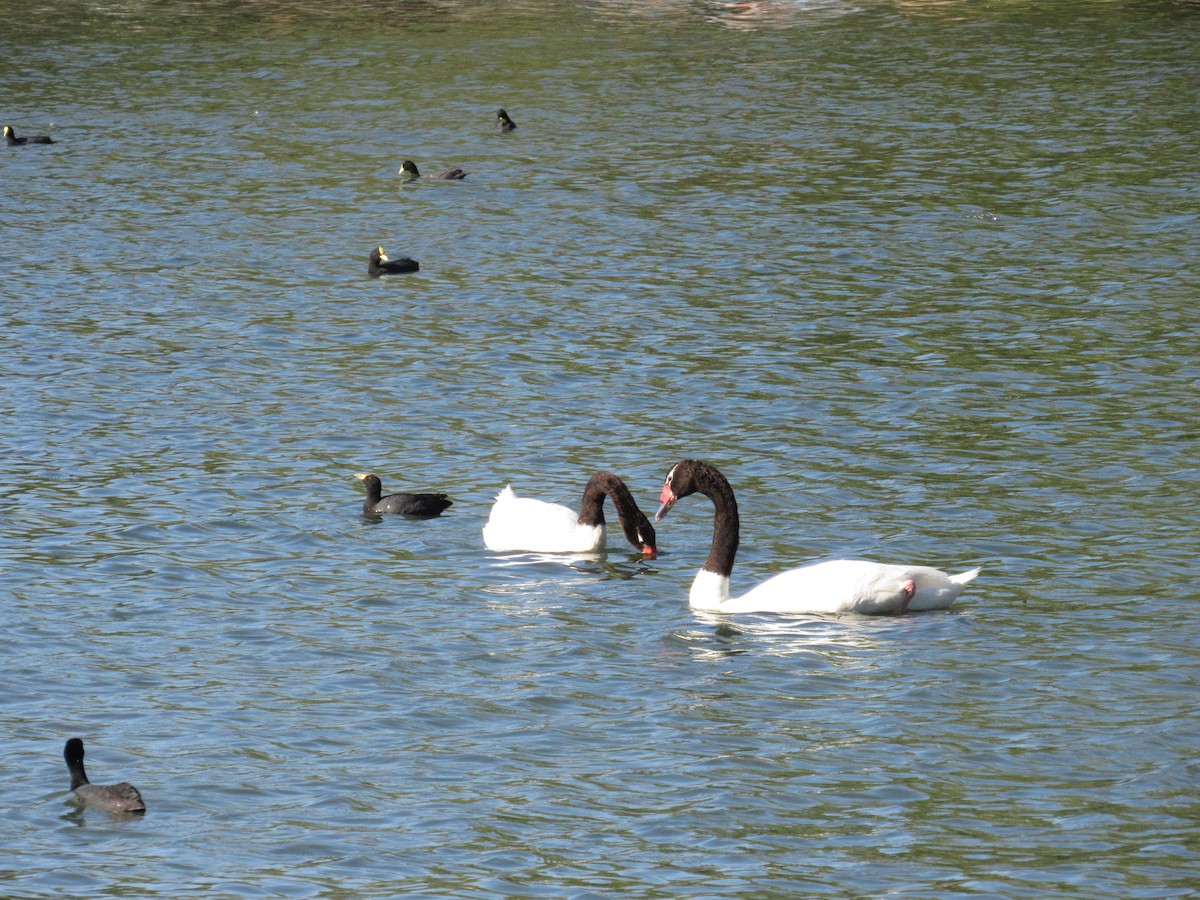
2,0 -> 1198,896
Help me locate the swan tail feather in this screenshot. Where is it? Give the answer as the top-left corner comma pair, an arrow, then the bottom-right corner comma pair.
951,567 -> 981,586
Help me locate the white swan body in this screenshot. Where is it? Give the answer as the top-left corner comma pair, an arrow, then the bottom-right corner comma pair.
482,473 -> 658,556
483,485 -> 606,553
689,561 -> 980,615
658,459 -> 980,616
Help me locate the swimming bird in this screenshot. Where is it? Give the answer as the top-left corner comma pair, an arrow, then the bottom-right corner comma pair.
399,160 -> 468,181
495,109 -> 517,133
355,473 -> 452,517
483,471 -> 657,555
63,738 -> 146,814
4,125 -> 54,146
368,246 -> 419,276
655,459 -> 980,615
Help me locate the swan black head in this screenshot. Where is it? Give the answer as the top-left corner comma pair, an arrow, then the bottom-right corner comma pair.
626,509 -> 658,557
656,458 -> 709,520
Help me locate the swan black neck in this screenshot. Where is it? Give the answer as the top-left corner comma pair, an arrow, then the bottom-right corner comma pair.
578,471 -> 656,552
670,459 -> 739,577
64,739 -> 90,791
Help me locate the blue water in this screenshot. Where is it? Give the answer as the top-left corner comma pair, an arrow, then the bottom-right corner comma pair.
2,1 -> 1198,896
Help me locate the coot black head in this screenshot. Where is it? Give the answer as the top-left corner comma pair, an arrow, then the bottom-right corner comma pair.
496,109 -> 517,132
356,473 -> 384,500
64,737 -> 86,777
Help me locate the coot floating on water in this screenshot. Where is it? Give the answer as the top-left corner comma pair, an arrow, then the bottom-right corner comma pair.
63,738 -> 146,814
4,125 -> 55,146
399,160 -> 468,181
355,473 -> 452,517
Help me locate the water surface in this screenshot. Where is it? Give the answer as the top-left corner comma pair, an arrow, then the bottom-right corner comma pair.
2,1 -> 1198,896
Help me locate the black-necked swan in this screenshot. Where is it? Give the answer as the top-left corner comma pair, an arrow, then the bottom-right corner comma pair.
64,738 -> 146,814
355,473 -> 452,518
655,459 -> 980,615
483,471 -> 658,556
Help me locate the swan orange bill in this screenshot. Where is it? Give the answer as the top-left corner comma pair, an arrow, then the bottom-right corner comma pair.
655,486 -> 676,521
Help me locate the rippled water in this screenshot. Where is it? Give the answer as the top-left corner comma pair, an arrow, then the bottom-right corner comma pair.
2,1 -> 1198,896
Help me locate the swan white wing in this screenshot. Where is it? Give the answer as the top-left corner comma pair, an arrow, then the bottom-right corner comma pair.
723,560 -> 910,615
482,485 -> 604,553
701,560 -> 977,616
